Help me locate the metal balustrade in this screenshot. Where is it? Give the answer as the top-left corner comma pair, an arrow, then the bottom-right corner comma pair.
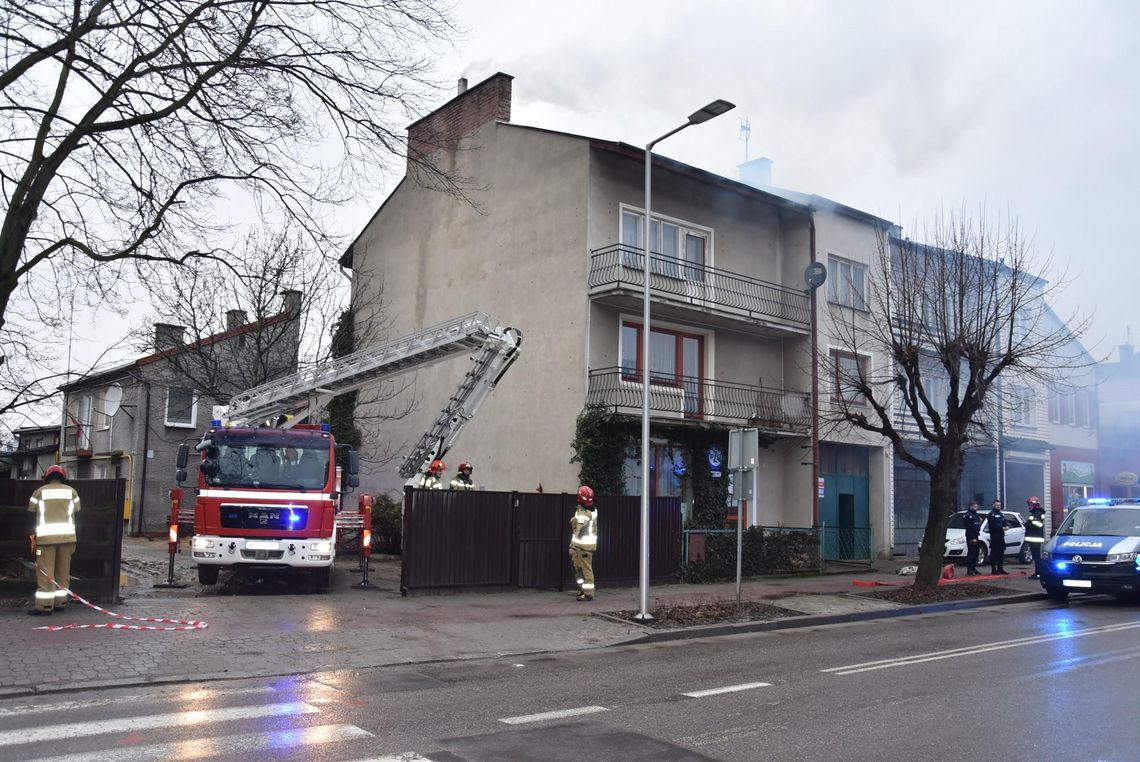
588,244 -> 810,327
586,367 -> 811,432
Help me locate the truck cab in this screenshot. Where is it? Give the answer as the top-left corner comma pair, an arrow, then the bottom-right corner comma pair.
178,422 -> 358,587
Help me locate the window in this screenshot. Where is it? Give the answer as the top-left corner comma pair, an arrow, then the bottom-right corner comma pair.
165,387 -> 198,427
622,444 -> 684,498
621,321 -> 705,416
831,350 -> 869,405
1049,388 -> 1086,427
96,389 -> 112,430
1075,390 -> 1091,428
1011,387 -> 1035,427
620,208 -> 709,280
827,255 -> 866,309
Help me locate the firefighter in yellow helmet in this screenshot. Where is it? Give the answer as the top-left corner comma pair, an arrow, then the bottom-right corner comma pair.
450,461 -> 475,490
27,465 -> 80,615
418,459 -> 446,490
569,485 -> 598,601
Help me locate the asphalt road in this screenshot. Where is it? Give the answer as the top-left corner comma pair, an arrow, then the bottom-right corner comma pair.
2,595 -> 1138,761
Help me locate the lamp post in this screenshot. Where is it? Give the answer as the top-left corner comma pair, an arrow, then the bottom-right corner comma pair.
635,99 -> 735,622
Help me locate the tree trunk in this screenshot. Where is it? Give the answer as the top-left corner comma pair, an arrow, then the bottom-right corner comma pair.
915,450 -> 964,587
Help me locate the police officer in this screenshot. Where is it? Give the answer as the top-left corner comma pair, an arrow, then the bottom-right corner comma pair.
418,459 -> 445,490
449,461 -> 475,490
963,500 -> 983,576
986,499 -> 1009,575
1025,496 -> 1046,579
569,485 -> 598,601
27,465 -> 81,615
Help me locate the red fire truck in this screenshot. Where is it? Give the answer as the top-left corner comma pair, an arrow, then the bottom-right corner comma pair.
174,312 -> 522,587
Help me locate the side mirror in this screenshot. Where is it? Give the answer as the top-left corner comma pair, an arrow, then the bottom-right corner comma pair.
347,451 -> 360,476
349,474 -> 360,489
175,469 -> 187,483
176,444 -> 190,469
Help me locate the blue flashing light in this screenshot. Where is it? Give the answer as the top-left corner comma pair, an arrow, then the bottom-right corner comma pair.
211,419 -> 222,427
320,423 -> 331,432
1087,498 -> 1112,505
1055,562 -> 1069,571
287,508 -> 301,525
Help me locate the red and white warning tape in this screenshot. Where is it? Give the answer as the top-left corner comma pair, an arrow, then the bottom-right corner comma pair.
33,567 -> 208,632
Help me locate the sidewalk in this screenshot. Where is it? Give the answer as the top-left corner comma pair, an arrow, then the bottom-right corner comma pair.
0,537 -> 1045,698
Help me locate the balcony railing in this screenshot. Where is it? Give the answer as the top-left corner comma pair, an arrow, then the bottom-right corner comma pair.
588,244 -> 810,327
63,423 -> 92,454
587,367 -> 811,432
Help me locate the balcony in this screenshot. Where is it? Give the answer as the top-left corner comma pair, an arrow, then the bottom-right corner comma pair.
588,245 -> 810,336
63,424 -> 93,456
587,367 -> 811,434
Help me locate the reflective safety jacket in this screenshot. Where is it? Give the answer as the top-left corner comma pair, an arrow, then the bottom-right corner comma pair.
418,474 -> 443,490
27,483 -> 81,545
570,506 -> 598,552
963,510 -> 983,540
450,474 -> 474,491
1025,509 -> 1046,543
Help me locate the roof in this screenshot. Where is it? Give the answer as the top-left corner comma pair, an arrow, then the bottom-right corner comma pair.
59,311 -> 292,393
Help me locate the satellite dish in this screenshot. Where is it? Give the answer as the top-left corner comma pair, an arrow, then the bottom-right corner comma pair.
101,384 -> 123,417
804,262 -> 827,290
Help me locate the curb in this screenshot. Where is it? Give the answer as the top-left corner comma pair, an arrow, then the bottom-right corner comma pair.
610,591 -> 1046,645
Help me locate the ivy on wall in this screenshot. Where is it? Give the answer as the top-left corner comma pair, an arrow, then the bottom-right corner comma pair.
570,404 -> 730,529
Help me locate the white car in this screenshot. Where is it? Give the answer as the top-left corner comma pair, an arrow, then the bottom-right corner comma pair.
940,511 -> 1032,567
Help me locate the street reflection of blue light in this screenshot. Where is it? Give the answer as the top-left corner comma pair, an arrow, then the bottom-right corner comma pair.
1055,562 -> 1069,571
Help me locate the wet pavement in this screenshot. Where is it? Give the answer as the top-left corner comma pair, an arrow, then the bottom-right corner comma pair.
0,537 -> 1045,697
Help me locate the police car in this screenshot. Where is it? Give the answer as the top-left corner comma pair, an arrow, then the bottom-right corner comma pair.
1039,498 -> 1140,601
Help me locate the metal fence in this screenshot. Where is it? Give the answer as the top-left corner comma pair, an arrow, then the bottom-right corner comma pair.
400,489 -> 682,594
820,525 -> 873,563
0,478 -> 126,603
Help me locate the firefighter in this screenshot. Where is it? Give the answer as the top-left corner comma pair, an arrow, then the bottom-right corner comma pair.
986,499 -> 1009,575
450,461 -> 475,490
1025,496 -> 1047,579
569,485 -> 598,601
27,465 -> 80,615
418,459 -> 445,490
963,500 -> 983,576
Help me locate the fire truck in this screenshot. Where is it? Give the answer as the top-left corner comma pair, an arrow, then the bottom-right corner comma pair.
174,312 -> 522,586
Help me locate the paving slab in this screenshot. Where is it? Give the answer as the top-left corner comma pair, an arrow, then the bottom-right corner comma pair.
768,594 -> 905,615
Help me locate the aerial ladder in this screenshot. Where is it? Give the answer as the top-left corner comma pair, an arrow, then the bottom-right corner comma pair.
220,311 -> 523,479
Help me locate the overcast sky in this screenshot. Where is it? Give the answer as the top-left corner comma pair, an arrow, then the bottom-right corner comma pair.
398,0 -> 1136,362
59,0 -> 1138,416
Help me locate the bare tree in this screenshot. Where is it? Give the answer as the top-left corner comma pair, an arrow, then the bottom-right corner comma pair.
0,0 -> 460,407
824,210 -> 1089,587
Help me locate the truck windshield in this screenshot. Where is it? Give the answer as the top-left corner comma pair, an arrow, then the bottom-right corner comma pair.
200,440 -> 332,491
1056,508 -> 1140,537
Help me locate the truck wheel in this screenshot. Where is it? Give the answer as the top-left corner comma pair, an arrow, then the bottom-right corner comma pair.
198,566 -> 219,585
311,565 -> 333,589
1045,585 -> 1068,601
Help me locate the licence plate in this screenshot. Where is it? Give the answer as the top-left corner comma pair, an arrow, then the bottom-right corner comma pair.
1062,579 -> 1092,588
246,540 -> 279,551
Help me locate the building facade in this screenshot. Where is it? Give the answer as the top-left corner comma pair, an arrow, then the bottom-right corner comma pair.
3,425 -> 60,479
1097,341 -> 1140,500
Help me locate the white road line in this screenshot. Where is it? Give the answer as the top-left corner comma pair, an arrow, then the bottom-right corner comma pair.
0,701 -> 319,747
343,756 -> 435,762
822,620 -> 1140,676
681,682 -> 772,698
0,686 -> 277,717
21,723 -> 372,762
499,705 -> 609,725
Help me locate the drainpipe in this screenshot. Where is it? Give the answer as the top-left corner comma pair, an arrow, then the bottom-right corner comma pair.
809,216 -> 820,527
135,383 -> 152,536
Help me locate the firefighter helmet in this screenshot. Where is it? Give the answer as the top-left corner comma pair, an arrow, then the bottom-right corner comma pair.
43,464 -> 68,482
577,485 -> 594,507
428,459 -> 445,475
1027,496 -> 1042,508
458,461 -> 472,474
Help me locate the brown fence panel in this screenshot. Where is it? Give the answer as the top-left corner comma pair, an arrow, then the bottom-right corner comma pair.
0,479 -> 125,603
562,495 -> 682,588
400,488 -> 513,593
514,492 -> 568,590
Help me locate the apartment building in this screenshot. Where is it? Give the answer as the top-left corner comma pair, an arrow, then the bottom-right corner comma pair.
1097,341 -> 1139,500
3,425 -> 60,479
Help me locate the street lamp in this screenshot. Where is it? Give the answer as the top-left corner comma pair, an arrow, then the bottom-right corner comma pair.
635,98 -> 735,622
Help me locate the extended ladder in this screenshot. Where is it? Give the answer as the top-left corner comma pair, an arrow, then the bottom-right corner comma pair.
224,314 -> 522,473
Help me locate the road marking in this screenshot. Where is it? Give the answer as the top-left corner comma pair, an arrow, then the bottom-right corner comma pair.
21,723 -> 372,762
498,705 -> 609,724
822,620 -> 1140,675
0,686 -> 277,717
0,701 -> 319,747
681,681 -> 772,698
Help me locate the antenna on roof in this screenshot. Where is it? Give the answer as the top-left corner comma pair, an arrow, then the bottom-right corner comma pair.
739,117 -> 751,163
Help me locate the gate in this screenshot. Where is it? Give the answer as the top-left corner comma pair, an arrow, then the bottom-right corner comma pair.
400,489 -> 682,594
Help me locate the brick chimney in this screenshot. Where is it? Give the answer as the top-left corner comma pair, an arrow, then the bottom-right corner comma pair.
154,323 -> 185,350
225,309 -> 247,331
407,72 -> 513,166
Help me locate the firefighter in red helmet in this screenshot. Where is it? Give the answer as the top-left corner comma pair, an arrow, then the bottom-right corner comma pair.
450,461 -> 475,491
27,465 -> 81,615
418,459 -> 445,490
1025,496 -> 1046,579
569,485 -> 598,601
